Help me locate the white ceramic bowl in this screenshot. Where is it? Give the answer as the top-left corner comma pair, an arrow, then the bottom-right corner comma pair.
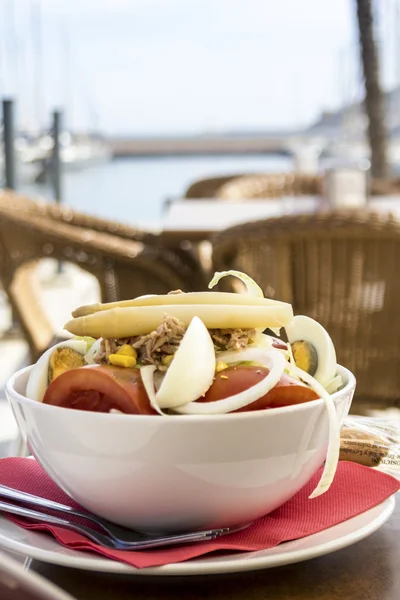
6,365 -> 355,533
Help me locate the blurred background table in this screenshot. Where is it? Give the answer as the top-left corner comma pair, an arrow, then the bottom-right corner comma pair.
21,493 -> 400,599
161,197 -> 319,243
161,195 -> 400,243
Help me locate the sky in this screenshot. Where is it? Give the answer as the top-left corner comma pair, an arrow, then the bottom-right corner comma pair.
0,0 -> 399,135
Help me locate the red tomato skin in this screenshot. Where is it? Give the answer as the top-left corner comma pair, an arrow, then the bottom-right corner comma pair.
198,366 -> 319,412
42,364 -> 318,416
43,365 -> 156,415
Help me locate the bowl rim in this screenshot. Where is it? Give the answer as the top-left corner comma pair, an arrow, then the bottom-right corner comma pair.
6,364 -> 356,424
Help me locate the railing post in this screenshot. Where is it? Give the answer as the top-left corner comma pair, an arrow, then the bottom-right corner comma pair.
2,98 -> 17,189
1,98 -> 20,332
51,109 -> 62,203
51,110 -> 64,274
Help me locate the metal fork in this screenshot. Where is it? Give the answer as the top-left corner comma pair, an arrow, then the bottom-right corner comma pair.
0,484 -> 233,550
0,500 -> 131,549
0,499 -> 227,549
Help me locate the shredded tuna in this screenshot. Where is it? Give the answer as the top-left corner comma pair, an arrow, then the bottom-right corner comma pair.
95,316 -> 256,369
96,315 -> 186,371
209,328 -> 256,352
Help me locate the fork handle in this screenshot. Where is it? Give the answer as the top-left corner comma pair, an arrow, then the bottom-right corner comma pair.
0,484 -> 76,516
0,498 -> 72,526
0,484 -> 241,549
0,499 -> 116,549
0,499 -> 221,551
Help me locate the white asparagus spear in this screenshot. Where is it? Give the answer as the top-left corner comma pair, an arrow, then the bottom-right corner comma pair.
72,292 -> 290,318
65,303 -> 294,338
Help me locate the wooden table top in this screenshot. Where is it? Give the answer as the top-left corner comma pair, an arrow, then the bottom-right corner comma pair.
28,493 -> 399,600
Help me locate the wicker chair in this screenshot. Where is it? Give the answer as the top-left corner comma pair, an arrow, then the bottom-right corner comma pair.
212,210 -> 400,402
216,173 -> 322,200
0,207 -> 195,361
0,189 -> 207,291
184,175 -> 250,199
0,189 -> 153,242
185,172 -> 400,201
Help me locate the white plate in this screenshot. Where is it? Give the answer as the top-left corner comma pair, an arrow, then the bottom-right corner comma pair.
0,496 -> 395,577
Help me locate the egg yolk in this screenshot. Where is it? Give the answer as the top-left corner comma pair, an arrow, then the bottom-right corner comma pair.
291,341 -> 318,376
48,348 -> 85,384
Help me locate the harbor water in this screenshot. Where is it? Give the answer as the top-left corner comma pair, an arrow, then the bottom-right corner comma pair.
19,154 -> 292,229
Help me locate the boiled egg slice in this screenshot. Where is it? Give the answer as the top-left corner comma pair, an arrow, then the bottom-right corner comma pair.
285,315 -> 337,386
147,316 -> 216,410
26,339 -> 89,402
156,316 -> 216,409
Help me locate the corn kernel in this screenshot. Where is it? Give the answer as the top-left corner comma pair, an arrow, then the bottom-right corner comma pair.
109,354 -> 137,368
116,345 -> 137,359
162,354 -> 174,366
215,361 -> 228,373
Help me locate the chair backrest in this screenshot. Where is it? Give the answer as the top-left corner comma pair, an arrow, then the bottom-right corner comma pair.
212,210 -> 400,401
0,189 -> 208,291
0,188 -> 152,242
185,173 -> 400,201
216,173 -> 322,200
0,207 -> 191,360
184,175 -> 250,199
184,173 -> 321,200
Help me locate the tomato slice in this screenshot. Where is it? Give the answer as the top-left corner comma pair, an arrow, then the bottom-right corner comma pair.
198,366 -> 319,412
42,363 -> 318,415
43,365 -> 156,415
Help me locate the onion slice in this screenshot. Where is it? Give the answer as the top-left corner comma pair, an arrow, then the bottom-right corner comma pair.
324,375 -> 343,395
140,365 -> 167,416
208,270 -> 264,298
84,337 -> 103,365
286,363 -> 340,499
208,271 -> 288,334
174,348 -> 286,415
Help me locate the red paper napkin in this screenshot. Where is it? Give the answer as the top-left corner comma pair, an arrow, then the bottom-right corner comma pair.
0,458 -> 398,569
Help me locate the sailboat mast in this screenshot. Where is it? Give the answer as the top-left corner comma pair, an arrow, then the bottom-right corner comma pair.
62,24 -> 72,133
31,0 -> 45,132
395,0 -> 400,130
1,0 -> 18,98
0,3 -> 6,97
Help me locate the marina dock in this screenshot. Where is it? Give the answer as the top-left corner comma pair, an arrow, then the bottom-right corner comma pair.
108,133 -> 303,158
